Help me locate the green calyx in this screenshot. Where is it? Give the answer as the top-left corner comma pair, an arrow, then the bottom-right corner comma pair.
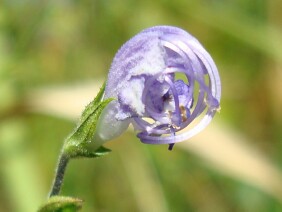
63,82 -> 113,159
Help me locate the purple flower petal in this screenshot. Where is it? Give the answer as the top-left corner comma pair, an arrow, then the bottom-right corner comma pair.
95,26 -> 221,149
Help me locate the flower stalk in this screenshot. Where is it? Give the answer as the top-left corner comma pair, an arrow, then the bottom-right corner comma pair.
49,152 -> 69,197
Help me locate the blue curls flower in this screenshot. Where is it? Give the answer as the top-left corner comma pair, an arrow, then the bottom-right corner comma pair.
94,26 -> 221,149
43,25 -> 221,211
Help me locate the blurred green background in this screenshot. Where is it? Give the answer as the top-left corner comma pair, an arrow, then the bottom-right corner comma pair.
1,0 -> 282,211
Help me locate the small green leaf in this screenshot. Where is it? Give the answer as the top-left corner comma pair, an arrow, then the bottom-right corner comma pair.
38,196 -> 83,212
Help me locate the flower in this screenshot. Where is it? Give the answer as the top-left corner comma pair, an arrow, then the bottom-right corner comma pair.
94,26 -> 221,149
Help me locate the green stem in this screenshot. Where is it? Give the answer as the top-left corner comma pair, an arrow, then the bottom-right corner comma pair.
49,152 -> 70,197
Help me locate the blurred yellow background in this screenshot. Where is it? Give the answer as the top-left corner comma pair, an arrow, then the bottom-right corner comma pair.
1,1 -> 282,211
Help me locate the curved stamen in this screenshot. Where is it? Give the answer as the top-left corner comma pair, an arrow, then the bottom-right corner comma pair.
164,68 -> 194,108
186,43 -> 221,101
138,111 -> 215,145
137,33 -> 220,145
134,117 -> 172,135
164,67 -> 207,130
164,76 -> 181,126
173,49 -> 213,127
160,35 -> 203,78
